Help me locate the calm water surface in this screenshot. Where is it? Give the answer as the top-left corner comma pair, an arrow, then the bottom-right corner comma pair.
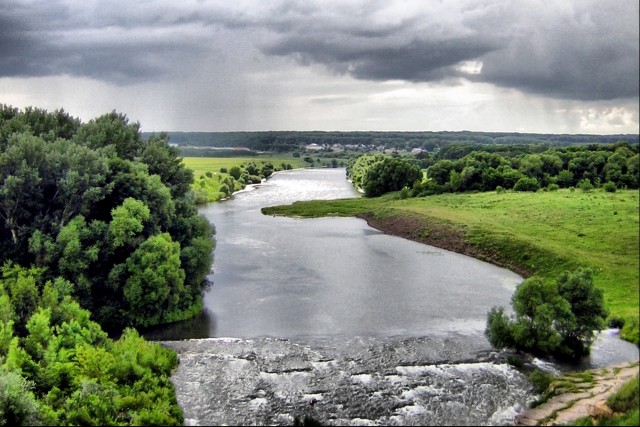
150,168 -> 522,340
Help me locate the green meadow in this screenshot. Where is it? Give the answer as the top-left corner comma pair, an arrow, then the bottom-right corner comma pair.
263,189 -> 640,343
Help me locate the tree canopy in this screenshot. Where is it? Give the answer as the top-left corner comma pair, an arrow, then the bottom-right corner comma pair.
347,153 -> 422,197
485,268 -> 607,360
0,105 -> 214,330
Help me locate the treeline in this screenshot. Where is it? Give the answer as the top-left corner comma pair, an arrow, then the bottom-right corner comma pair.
415,141 -> 639,196
143,130 -> 639,153
0,105 -> 215,424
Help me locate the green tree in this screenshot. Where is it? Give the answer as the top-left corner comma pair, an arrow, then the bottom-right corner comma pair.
360,156 -> 422,197
485,268 -> 607,360
555,268 -> 607,358
107,198 -> 150,249
123,233 -> 185,327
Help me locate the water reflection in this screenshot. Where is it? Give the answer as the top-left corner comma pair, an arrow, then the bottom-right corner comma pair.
144,309 -> 217,340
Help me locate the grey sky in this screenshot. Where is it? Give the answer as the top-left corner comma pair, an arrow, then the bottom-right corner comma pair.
1,0 -> 638,133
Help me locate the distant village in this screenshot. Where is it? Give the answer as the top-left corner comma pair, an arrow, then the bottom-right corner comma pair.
304,142 -> 425,155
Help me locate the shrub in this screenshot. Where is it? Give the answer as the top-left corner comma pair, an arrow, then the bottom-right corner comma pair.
607,316 -> 625,329
621,317 -> 639,345
547,183 -> 560,191
219,167 -> 228,173
607,376 -> 639,413
495,185 -> 506,194
399,186 -> 411,199
578,178 -> 594,192
528,369 -> 552,394
506,355 -> 524,368
513,177 -> 540,192
602,181 -> 617,192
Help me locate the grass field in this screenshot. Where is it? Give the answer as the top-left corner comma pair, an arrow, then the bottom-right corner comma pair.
263,189 -> 640,343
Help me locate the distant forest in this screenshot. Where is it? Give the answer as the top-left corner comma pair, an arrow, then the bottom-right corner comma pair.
142,130 -> 639,154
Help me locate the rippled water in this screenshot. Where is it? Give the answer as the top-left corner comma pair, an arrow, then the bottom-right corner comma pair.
163,336 -> 534,426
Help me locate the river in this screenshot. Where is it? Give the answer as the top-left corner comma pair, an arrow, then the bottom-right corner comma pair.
147,168 -> 638,426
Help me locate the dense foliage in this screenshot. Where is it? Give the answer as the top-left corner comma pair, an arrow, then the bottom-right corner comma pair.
419,142 -> 639,195
347,154 -> 422,197
485,268 -> 608,360
0,264 -> 182,425
0,105 -> 214,330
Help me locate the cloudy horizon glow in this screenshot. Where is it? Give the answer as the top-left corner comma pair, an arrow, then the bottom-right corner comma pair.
1,0 -> 638,134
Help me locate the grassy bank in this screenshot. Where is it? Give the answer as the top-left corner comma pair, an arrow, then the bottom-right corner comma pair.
262,189 -> 639,344
182,156 -> 309,203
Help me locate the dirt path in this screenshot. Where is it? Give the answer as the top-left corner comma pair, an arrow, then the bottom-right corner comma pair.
514,361 -> 639,426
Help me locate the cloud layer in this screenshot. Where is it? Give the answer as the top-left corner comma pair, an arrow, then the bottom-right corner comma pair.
1,0 -> 638,133
2,0 -> 637,101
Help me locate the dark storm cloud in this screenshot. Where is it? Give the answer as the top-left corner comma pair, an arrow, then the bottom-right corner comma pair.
472,2 -> 640,101
0,0 -> 208,84
260,0 -> 639,101
1,0 -> 638,101
265,36 -> 499,82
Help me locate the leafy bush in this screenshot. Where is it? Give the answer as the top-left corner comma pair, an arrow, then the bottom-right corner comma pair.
578,178 -> 594,192
547,183 -> 560,191
485,268 -> 607,360
0,264 -> 183,425
602,181 -> 617,192
607,316 -> 625,329
513,177 -> 540,192
348,154 -> 422,197
607,376 -> 639,413
399,186 -> 411,199
506,355 -> 524,368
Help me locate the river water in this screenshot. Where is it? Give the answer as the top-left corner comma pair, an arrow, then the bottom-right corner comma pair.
148,168 -> 638,426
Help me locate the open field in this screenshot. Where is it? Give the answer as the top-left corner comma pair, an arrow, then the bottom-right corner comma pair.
263,189 -> 640,343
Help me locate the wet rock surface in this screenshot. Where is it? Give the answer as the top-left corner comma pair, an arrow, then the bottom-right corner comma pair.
515,361 -> 639,426
162,335 -> 535,426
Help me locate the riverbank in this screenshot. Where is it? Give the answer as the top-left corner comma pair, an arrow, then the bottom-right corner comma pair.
356,211 -> 534,279
262,189 -> 639,344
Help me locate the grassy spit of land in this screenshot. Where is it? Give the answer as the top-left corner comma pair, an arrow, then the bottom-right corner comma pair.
182,156 -> 306,203
262,189 -> 640,345
182,155 -> 347,203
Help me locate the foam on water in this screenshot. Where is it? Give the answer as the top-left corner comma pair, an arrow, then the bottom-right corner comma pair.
163,336 -> 535,426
